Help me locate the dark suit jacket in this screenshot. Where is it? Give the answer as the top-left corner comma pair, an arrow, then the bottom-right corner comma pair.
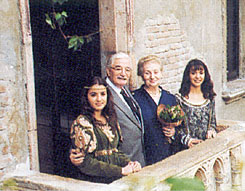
107,84 -> 146,167
133,85 -> 182,165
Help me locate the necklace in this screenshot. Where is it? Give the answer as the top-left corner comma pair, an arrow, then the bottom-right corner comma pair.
145,87 -> 161,96
145,87 -> 161,104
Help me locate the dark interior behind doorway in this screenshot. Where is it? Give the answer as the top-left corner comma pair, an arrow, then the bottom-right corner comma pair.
29,0 -> 100,177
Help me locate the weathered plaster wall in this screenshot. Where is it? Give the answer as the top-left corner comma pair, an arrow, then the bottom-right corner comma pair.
240,0 -> 245,78
132,0 -> 245,121
0,0 -> 29,177
223,98 -> 245,120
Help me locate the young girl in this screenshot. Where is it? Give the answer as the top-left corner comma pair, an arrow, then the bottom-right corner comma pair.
176,59 -> 217,148
69,76 -> 141,183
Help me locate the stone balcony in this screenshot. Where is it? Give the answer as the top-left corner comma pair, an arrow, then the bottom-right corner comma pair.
2,120 -> 245,191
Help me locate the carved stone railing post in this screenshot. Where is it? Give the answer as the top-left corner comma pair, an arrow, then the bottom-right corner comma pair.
230,146 -> 242,190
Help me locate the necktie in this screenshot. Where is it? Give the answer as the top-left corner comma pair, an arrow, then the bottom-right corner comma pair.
120,88 -> 141,123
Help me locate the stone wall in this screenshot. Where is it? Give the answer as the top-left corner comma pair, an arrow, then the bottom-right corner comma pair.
0,0 -> 29,177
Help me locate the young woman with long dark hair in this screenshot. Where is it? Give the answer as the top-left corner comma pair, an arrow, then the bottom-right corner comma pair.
176,59 -> 217,148
69,76 -> 141,183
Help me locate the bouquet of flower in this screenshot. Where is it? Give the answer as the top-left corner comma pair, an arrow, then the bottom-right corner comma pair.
157,104 -> 184,126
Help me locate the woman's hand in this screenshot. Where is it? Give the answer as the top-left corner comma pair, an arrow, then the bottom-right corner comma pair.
206,129 -> 217,139
121,164 -> 133,175
162,125 -> 175,137
69,149 -> 85,166
188,138 -> 203,148
128,161 -> 141,173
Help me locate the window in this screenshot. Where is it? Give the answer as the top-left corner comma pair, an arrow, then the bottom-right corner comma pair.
227,0 -> 239,81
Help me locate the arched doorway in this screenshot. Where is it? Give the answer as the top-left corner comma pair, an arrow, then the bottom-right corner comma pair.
29,0 -> 100,177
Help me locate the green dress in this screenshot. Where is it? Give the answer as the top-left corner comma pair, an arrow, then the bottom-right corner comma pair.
70,114 -> 130,183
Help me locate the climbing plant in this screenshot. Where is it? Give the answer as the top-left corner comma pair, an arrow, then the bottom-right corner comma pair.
45,0 -> 98,51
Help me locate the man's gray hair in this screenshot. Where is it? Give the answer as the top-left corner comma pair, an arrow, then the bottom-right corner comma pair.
106,52 -> 131,68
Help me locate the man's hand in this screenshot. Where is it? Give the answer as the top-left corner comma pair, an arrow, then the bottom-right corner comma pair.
70,149 -> 85,166
128,161 -> 141,173
121,163 -> 133,175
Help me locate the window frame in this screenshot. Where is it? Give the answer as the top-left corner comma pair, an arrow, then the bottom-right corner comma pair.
222,0 -> 245,104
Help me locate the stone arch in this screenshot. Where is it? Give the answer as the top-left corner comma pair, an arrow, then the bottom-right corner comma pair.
195,167 -> 207,188
213,158 -> 225,190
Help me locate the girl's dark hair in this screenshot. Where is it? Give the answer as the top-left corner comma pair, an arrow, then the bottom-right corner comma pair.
81,76 -> 117,130
179,59 -> 216,100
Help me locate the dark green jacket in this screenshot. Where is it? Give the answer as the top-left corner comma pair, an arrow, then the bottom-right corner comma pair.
70,115 -> 130,183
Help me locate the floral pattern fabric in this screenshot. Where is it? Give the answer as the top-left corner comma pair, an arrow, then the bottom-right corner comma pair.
70,115 -> 97,153
70,114 -> 130,183
175,93 -> 217,146
94,121 -> 115,143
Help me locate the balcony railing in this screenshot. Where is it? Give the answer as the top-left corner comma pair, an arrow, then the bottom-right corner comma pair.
3,120 -> 245,191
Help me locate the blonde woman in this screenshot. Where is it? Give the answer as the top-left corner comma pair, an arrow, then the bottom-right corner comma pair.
133,55 -> 182,165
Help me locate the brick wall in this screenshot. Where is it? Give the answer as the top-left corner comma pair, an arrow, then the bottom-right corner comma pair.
0,79 -> 21,178
140,14 -> 200,94
0,82 -> 11,177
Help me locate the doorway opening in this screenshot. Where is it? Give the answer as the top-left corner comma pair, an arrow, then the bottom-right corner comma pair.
29,0 -> 100,178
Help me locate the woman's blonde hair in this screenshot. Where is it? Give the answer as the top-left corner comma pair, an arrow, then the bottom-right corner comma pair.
137,55 -> 162,78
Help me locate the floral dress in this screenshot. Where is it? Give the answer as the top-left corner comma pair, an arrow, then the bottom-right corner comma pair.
175,93 -> 217,147
70,114 -> 130,183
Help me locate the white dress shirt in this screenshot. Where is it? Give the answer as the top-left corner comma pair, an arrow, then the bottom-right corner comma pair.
106,78 -> 130,107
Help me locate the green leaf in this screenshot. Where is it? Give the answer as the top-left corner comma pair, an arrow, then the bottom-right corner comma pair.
68,36 -> 85,51
165,177 -> 205,191
68,41 -> 76,49
55,13 -> 62,21
55,12 -> 67,26
45,13 -> 55,29
69,36 -> 78,44
58,19 -> 65,26
73,45 -> 78,51
61,11 -> 68,17
78,37 -> 84,44
68,36 -> 78,49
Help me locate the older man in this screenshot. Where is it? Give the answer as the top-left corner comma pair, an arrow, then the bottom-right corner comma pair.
105,52 -> 145,167
70,52 -> 145,168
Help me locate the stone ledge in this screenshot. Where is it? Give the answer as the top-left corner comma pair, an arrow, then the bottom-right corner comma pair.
4,173 -> 109,191
222,79 -> 245,104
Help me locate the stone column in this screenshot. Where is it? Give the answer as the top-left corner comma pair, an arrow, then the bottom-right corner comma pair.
230,145 -> 242,190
